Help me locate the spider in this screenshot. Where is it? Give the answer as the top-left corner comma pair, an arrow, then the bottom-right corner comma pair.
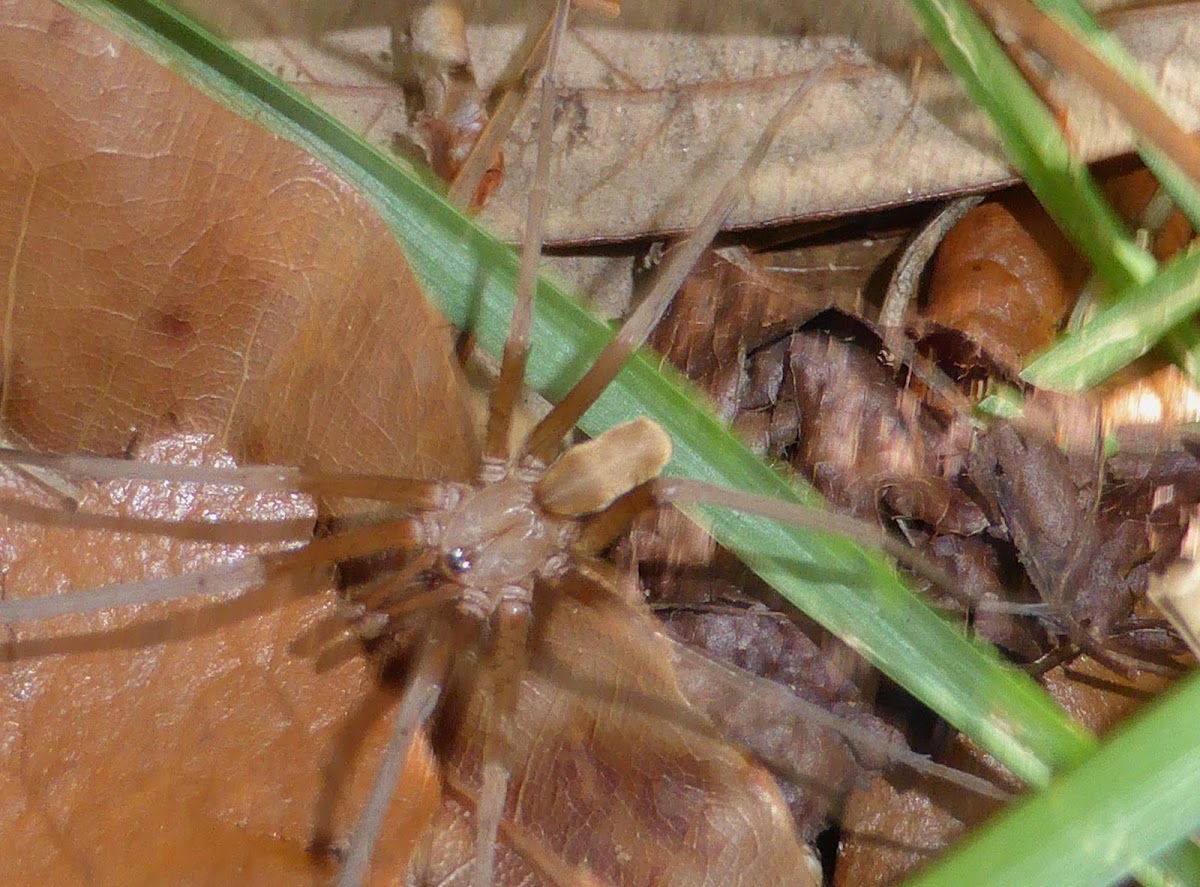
0,3 -> 994,886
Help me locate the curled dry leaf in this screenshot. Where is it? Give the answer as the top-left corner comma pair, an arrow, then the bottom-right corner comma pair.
923,194 -> 1083,373
1,3 -> 815,885
921,170 -> 1196,382
392,2 -> 504,210
1101,166 -> 1193,261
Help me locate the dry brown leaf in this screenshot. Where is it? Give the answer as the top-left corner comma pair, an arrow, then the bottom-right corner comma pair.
0,432 -> 442,886
1,3 -> 816,884
0,3 -> 478,477
2,3 -> 471,882
171,0 -> 1200,243
420,577 -> 817,885
923,194 -> 1083,372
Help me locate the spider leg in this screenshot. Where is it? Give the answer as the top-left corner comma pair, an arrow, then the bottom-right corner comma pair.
473,592 -> 534,887
1088,630 -> 1189,678
576,481 -> 658,555
1107,616 -> 1187,656
347,551 -> 438,613
1039,630 -> 1169,682
482,0 -> 572,465
337,617 -> 459,887
0,446 -> 449,505
0,491 -> 314,544
650,477 -> 962,600
0,517 -> 426,624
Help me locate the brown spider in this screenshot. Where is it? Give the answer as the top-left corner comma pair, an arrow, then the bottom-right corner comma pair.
0,4 -> 986,886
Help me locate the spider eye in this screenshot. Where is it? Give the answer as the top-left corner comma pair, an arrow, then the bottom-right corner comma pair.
444,547 -> 473,573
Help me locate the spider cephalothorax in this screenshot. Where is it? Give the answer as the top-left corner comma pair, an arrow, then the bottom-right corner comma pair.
431,474 -> 576,619
336,414 -> 673,640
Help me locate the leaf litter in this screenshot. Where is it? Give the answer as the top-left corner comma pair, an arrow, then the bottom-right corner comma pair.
635,176 -> 1200,879
6,2 -> 1200,886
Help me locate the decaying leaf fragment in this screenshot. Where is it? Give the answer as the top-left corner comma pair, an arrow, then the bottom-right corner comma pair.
968,421 -> 1185,657
392,2 -> 504,210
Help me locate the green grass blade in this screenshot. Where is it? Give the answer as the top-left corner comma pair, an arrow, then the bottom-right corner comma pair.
908,0 -> 1154,291
906,670 -> 1200,887
1022,247 -> 1200,390
1034,0 -> 1200,229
